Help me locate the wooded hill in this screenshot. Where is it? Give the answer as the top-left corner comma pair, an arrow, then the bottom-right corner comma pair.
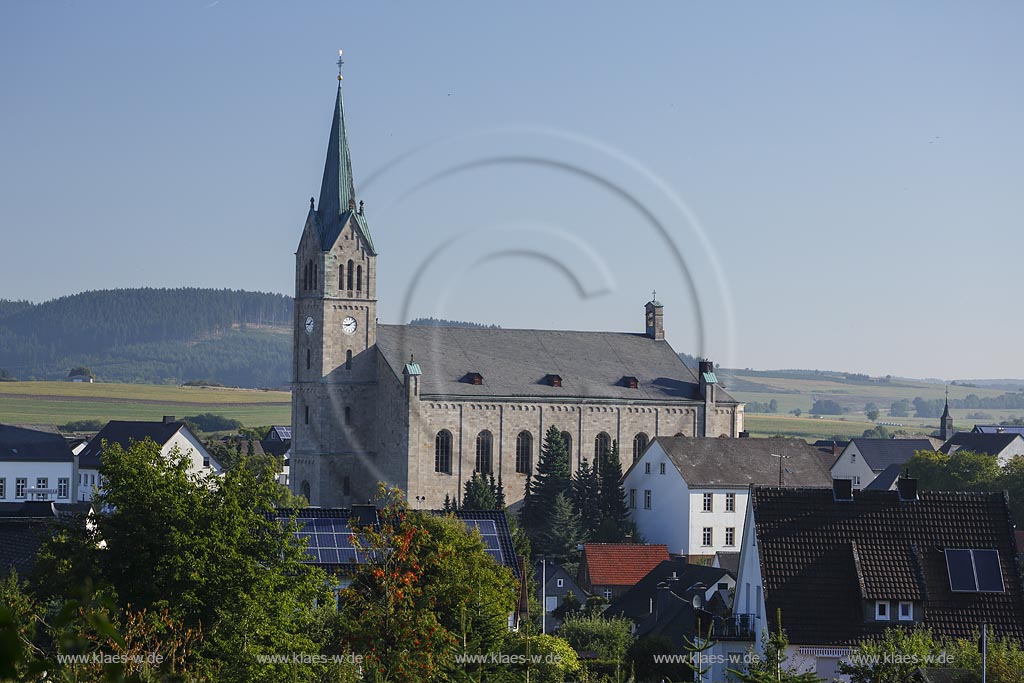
0,288 -> 292,388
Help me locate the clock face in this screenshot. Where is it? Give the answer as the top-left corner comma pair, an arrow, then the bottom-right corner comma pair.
304,316 -> 315,335
342,316 -> 358,336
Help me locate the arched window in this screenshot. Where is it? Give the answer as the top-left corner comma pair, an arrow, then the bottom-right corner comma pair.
342,476 -> 351,496
306,349 -> 311,370
313,261 -> 318,290
344,406 -> 351,424
302,262 -> 308,290
515,431 -> 533,474
594,432 -> 611,469
356,264 -> 363,292
435,430 -> 453,474
339,264 -> 344,290
300,480 -> 311,501
346,259 -> 354,291
475,430 -> 493,474
632,433 -> 649,463
561,431 -> 573,457
346,349 -> 352,370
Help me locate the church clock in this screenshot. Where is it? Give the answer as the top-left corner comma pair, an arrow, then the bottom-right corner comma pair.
342,316 -> 357,335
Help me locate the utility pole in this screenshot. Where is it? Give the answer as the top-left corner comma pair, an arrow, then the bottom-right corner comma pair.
541,557 -> 547,635
769,453 -> 790,486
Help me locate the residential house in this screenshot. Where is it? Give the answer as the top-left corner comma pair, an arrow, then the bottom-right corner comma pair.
77,417 -> 223,501
940,432 -> 1024,466
535,558 -> 587,631
261,426 -> 291,457
972,424 -> 1024,436
711,480 -> 1024,682
829,438 -> 934,490
605,556 -> 735,653
577,543 -> 669,600
0,424 -> 77,503
624,436 -> 831,560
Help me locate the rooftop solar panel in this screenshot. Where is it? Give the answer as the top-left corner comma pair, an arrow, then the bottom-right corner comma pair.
946,549 -> 977,592
973,549 -> 1005,593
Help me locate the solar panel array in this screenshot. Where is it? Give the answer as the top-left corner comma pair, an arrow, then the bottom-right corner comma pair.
945,548 -> 1005,593
275,427 -> 292,440
293,516 -> 505,567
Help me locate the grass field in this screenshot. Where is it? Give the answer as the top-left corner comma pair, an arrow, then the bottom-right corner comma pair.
0,382 -> 290,427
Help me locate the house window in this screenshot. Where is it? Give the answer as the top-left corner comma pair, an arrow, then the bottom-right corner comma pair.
203,454 -> 210,468
875,601 -> 890,621
725,527 -> 736,546
854,476 -> 861,486
702,527 -> 713,546
557,578 -> 564,588
644,462 -> 651,474
58,478 -> 69,499
644,490 -> 652,509
717,582 -> 729,591
304,405 -> 309,424
632,433 -> 649,463
703,492 -> 713,512
560,431 -> 573,456
0,478 -> 5,499
36,477 -> 48,500
898,601 -> 913,621
659,462 -> 666,475
475,430 -> 493,474
515,431 -> 533,474
594,432 -> 611,467
603,589 -> 612,600
339,264 -> 344,290
346,349 -> 352,370
629,489 -> 636,509
435,430 -> 453,474
726,492 -> 736,512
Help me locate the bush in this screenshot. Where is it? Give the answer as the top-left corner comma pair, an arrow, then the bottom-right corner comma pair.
810,399 -> 843,415
59,419 -> 104,432
558,613 -> 633,664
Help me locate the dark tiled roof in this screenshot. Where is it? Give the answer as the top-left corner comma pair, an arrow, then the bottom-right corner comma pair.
375,325 -> 737,403
0,519 -> 52,577
581,543 -> 669,588
606,557 -> 733,623
0,424 -> 74,463
647,437 -> 832,488
940,432 -> 1022,456
752,487 -> 1024,645
973,425 -> 1024,436
849,438 -> 935,472
79,420 -> 186,468
714,551 -> 740,575
864,463 -> 903,491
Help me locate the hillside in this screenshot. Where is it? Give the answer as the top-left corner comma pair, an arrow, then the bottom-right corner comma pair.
0,288 -> 292,388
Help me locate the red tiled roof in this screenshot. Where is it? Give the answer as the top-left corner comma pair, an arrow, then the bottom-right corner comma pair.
582,543 -> 669,587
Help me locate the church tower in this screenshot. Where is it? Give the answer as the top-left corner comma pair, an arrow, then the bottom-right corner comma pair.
291,52 -> 379,506
940,388 -> 953,441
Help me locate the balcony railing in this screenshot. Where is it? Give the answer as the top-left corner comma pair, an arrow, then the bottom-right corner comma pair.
713,613 -> 757,640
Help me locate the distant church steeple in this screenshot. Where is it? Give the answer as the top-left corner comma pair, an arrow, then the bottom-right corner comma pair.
940,386 -> 953,440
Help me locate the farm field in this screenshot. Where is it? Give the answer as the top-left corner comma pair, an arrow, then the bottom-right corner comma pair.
0,382 -> 290,427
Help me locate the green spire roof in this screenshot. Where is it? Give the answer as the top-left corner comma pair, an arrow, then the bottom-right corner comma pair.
318,83 -> 355,220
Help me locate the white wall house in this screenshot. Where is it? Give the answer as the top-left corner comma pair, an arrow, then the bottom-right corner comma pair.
830,438 -> 933,490
0,425 -> 77,503
77,418 -> 223,501
940,432 -> 1024,467
623,436 -> 832,559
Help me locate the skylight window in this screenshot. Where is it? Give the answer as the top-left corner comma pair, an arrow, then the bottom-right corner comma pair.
945,549 -> 1005,593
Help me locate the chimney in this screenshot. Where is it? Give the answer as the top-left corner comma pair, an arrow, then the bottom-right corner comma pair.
739,431 -> 750,438
162,416 -> 176,424
832,478 -> 854,501
832,441 -> 841,457
897,476 -> 918,501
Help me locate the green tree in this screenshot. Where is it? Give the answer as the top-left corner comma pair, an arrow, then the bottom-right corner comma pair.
463,471 -> 498,510
571,457 -> 601,539
810,399 -> 843,415
729,614 -> 824,682
890,399 -> 911,418
949,630 -> 1024,683
866,402 -> 880,421
595,440 -> 632,543
540,493 -> 584,564
838,626 -> 940,683
521,426 -> 572,539
558,613 -> 634,665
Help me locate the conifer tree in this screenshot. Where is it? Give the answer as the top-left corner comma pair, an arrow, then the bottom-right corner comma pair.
520,426 -> 571,537
571,458 -> 601,540
463,471 -> 498,510
443,493 -> 453,512
540,492 -> 583,564
494,472 -> 507,509
595,440 -> 632,542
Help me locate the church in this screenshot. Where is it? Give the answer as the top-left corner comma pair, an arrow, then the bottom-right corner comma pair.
289,62 -> 745,509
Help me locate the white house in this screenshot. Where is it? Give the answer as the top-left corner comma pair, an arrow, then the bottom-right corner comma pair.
711,480 -> 1024,682
940,432 -> 1024,466
76,417 -> 223,501
830,438 -> 934,490
623,436 -> 832,559
0,424 -> 78,503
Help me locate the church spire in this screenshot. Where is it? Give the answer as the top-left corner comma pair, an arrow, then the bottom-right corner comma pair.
317,50 -> 356,222
940,385 -> 953,440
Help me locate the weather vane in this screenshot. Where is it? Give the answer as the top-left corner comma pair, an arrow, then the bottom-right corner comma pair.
337,49 -> 344,81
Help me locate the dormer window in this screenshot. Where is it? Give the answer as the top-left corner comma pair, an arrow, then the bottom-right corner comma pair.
465,372 -> 484,386
622,376 -> 639,389
544,374 -> 563,387
875,601 -> 890,621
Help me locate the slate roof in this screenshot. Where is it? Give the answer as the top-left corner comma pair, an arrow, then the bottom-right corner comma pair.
751,487 -> 1024,645
973,425 -> 1024,436
375,324 -> 735,403
78,420 -> 187,468
714,551 -> 740,575
580,543 -> 669,588
848,438 -> 935,472
940,432 -> 1022,456
863,463 -> 903,491
0,424 -> 75,463
642,436 -> 832,488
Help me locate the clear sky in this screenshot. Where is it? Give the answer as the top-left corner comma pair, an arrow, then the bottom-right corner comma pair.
1,2 -> 1021,379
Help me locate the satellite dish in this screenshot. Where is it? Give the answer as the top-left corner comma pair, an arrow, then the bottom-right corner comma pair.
692,594 -> 703,609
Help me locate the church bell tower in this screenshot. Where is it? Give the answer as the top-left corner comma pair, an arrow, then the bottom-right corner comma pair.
291,52 -> 379,506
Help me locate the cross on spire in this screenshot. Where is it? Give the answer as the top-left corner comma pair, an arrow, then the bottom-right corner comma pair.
337,49 -> 344,81
652,290 -> 657,301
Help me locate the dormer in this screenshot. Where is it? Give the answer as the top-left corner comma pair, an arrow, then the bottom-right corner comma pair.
543,374 -> 563,387
621,375 -> 639,389
463,372 -> 484,386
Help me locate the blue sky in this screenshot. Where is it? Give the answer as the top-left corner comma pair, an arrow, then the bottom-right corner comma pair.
1,2 -> 1021,378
